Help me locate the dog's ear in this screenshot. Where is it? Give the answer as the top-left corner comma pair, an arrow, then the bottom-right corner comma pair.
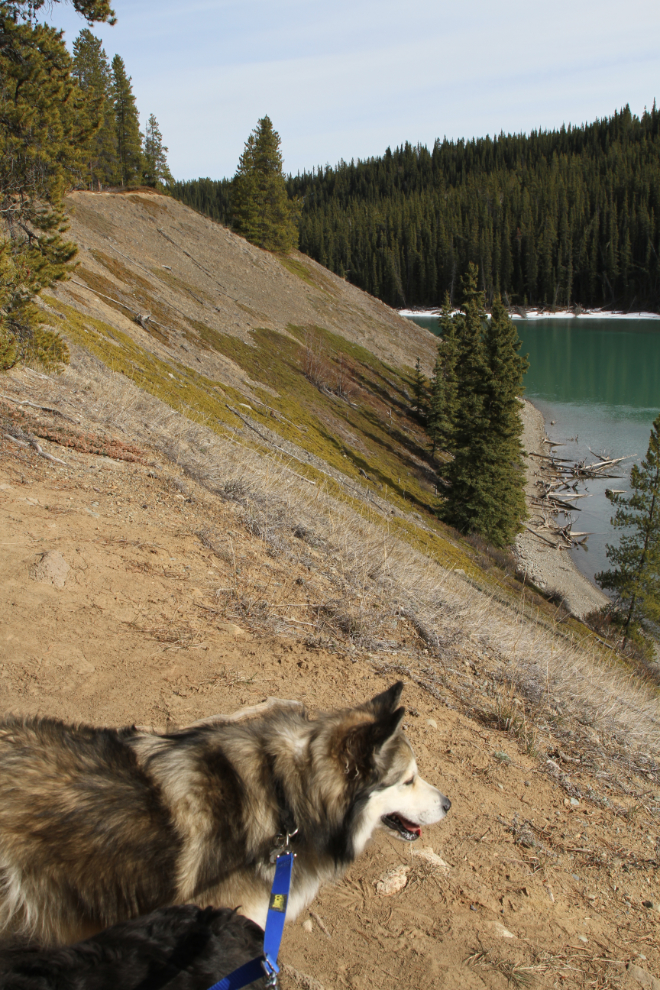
341,706 -> 405,779
364,681 -> 404,716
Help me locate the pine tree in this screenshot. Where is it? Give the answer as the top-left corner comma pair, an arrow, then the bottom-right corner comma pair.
232,116 -> 299,252
411,357 -> 427,419
143,113 -> 173,187
111,55 -> 142,186
72,29 -> 117,188
440,264 -> 492,536
479,296 -> 529,544
596,415 -> 660,644
6,0 -> 116,23
435,291 -> 458,453
0,10 -> 84,369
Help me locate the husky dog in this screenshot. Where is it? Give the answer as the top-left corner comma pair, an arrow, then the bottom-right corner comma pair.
0,906 -> 266,989
0,682 -> 450,947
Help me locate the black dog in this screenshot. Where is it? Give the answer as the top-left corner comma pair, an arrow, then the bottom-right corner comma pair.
0,906 -> 266,990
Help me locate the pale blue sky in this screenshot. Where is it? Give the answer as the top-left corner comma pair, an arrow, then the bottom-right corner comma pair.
52,0 -> 660,181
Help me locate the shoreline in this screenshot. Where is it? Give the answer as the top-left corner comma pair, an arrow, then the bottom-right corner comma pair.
399,306 -> 660,321
513,399 -> 609,620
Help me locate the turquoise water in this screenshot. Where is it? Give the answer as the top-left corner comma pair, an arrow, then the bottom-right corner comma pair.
406,314 -> 660,587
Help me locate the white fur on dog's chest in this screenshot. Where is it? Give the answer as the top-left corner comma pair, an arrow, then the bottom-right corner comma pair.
241,874 -> 322,930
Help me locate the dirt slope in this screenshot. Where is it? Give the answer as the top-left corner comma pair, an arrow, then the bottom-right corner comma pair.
1,394 -> 659,990
0,192 -> 659,989
63,189 -> 436,373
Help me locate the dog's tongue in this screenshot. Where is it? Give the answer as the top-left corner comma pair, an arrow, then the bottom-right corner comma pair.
398,815 -> 422,837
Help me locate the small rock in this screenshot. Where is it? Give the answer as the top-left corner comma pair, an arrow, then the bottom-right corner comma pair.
570,797 -> 580,807
29,550 -> 70,588
412,847 -> 450,872
489,922 -> 515,939
302,919 -> 313,933
578,935 -> 588,943
426,718 -> 437,729
216,622 -> 248,638
375,865 -> 409,896
642,899 -> 657,910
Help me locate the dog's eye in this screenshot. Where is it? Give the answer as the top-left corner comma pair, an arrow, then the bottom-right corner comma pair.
404,776 -> 415,786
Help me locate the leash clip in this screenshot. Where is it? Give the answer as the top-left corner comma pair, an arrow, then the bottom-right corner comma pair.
261,954 -> 280,988
269,827 -> 299,864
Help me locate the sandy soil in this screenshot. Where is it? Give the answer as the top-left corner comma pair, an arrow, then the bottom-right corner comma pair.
1,412 -> 659,990
513,400 -> 609,620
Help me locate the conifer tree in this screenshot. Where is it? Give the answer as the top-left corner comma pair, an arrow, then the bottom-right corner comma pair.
596,415 -> 660,644
479,296 -> 528,544
0,10 -> 85,369
72,29 -> 117,188
6,0 -> 116,23
411,357 -> 427,420
143,113 -> 173,187
435,291 -> 458,453
232,116 -> 299,252
111,55 -> 142,186
440,264 -> 492,536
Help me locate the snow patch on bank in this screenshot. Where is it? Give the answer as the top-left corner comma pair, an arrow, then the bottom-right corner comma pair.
399,307 -> 660,321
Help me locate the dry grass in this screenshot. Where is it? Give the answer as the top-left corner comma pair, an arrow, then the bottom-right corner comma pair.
28,348 -> 660,768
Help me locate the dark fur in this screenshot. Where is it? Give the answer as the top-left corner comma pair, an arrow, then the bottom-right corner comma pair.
0,906 -> 266,990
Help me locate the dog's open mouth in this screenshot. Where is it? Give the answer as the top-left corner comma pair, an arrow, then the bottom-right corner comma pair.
381,813 -> 422,841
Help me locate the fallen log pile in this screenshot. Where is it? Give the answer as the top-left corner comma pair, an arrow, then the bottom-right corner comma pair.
526,443 -> 631,550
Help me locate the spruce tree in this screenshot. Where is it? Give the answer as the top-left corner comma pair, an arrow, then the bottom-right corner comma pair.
6,0 -> 116,23
111,55 -> 142,186
479,296 -> 529,544
72,29 -> 117,188
440,264 -> 492,536
232,116 -> 299,252
0,10 -> 84,369
143,113 -> 173,187
596,415 -> 660,644
435,291 -> 458,454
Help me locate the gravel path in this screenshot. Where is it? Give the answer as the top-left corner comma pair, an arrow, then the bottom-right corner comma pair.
513,399 -> 608,619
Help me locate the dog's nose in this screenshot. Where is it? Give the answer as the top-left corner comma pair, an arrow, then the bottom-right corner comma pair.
442,797 -> 451,814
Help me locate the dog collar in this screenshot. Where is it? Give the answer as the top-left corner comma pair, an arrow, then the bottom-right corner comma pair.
206,849 -> 295,990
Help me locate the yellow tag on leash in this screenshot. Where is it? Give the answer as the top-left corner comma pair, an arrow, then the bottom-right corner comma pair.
269,893 -> 287,913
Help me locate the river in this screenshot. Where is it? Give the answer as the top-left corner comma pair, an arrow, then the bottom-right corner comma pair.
404,313 -> 660,587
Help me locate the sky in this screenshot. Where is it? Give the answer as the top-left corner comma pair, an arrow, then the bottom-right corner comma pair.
52,0 -> 660,182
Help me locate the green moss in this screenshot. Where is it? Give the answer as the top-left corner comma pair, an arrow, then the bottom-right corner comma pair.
41,294 -> 508,596
278,255 -> 318,290
91,250 -> 153,292
40,296 -> 242,432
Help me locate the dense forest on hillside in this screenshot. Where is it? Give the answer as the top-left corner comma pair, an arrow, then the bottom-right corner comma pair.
173,105 -> 660,311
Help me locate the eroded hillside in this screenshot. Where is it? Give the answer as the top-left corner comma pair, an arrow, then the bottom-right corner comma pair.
1,190 -> 659,989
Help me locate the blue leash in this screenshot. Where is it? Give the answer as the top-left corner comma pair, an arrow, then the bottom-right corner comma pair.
206,850 -> 295,990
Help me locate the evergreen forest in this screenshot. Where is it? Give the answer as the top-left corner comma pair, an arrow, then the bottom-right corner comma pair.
173,105 -> 660,312
0,0 -> 172,369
